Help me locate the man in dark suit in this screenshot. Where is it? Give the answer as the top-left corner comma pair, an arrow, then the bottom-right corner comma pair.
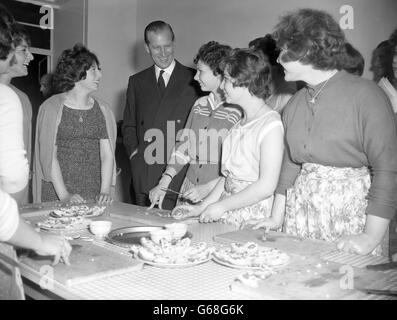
122,20 -> 202,210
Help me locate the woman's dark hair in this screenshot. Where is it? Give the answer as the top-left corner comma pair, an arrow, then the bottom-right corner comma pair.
221,48 -> 272,101
52,43 -> 100,93
248,34 -> 280,66
342,43 -> 364,76
273,8 -> 346,70
11,24 -> 31,47
193,41 -> 232,76
370,40 -> 394,83
0,4 -> 15,60
389,28 -> 397,48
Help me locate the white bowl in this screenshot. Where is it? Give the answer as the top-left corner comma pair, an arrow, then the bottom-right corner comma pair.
164,223 -> 187,240
149,229 -> 173,244
90,220 -> 112,238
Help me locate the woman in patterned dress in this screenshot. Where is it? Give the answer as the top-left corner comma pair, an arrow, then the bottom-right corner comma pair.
149,41 -> 241,209
173,49 -> 284,228
252,9 -> 397,256
33,44 -> 117,204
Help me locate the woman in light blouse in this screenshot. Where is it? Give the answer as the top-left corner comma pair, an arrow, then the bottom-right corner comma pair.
174,49 -> 284,228
252,9 -> 397,256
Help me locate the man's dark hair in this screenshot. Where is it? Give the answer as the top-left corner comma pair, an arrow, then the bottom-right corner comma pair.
144,20 -> 175,44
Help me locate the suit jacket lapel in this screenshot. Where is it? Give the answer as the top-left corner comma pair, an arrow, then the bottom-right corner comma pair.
153,61 -> 186,126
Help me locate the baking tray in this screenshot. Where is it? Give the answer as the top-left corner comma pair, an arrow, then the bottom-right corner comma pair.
107,226 -> 163,248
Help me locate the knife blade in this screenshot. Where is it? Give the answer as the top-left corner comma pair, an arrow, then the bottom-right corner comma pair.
366,261 -> 397,271
160,188 -> 203,203
357,288 -> 397,297
160,187 -> 183,196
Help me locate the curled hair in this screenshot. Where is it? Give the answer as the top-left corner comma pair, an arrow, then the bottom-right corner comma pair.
0,4 -> 15,60
341,43 -> 364,76
370,40 -> 394,83
193,41 -> 231,76
144,20 -> 175,44
389,28 -> 397,48
273,8 -> 346,70
52,43 -> 99,93
11,24 -> 31,47
248,34 -> 280,66
221,48 -> 272,101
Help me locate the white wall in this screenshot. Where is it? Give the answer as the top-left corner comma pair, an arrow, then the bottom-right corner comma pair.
56,0 -> 397,119
56,0 -> 396,202
86,0 -> 138,120
135,0 -> 397,80
53,0 -> 86,68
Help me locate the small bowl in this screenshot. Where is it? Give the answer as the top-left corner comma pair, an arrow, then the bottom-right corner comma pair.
89,220 -> 112,238
164,223 -> 187,240
149,229 -> 173,244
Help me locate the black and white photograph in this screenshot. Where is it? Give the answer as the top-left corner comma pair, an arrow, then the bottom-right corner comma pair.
0,0 -> 396,304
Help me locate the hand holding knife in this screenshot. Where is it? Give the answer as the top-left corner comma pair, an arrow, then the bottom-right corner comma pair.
160,187 -> 203,203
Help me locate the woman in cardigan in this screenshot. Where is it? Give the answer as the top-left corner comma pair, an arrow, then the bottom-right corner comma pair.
252,9 -> 397,256
34,44 -> 117,204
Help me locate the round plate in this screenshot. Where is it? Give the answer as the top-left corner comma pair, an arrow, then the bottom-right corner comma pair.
134,256 -> 211,268
107,226 -> 193,248
107,226 -> 162,247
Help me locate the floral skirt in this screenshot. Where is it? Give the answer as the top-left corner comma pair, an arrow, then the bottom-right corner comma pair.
284,163 -> 386,256
219,177 -> 273,228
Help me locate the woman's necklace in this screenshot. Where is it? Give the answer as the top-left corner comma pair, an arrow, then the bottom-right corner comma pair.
308,71 -> 336,104
64,95 -> 92,123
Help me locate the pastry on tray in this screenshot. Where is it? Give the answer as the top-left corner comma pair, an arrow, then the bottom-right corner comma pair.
49,205 -> 106,218
213,242 -> 290,269
37,216 -> 89,232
